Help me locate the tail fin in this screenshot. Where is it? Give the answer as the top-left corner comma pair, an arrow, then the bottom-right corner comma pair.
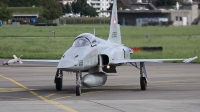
107,0 -> 121,44
13,55 -> 23,64
13,55 -> 17,59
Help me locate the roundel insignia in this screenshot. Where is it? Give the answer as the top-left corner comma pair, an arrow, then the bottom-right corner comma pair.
114,16 -> 116,27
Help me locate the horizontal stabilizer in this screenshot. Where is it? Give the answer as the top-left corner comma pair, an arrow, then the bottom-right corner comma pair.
19,61 -> 23,64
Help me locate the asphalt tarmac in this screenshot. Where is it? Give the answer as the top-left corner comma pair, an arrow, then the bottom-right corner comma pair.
0,60 -> 200,112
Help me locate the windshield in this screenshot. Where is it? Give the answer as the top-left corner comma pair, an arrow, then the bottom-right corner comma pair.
72,38 -> 90,47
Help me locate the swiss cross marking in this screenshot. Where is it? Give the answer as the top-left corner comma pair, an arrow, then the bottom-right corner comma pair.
114,16 -> 116,27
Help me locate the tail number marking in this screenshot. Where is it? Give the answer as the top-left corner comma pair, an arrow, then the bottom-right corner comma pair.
112,32 -> 117,38
78,60 -> 83,66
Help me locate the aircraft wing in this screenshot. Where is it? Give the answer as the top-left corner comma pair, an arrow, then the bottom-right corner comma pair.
22,59 -> 60,63
110,56 -> 198,64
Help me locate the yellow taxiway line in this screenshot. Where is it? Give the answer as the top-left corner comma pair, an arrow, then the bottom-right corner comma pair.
45,91 -> 68,98
0,88 -> 26,93
0,96 -> 38,101
51,91 -> 104,101
0,74 -> 77,112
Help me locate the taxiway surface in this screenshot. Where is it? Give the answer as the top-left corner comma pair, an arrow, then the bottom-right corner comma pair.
0,60 -> 200,112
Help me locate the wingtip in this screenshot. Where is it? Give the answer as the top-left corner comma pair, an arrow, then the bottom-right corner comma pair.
183,56 -> 198,63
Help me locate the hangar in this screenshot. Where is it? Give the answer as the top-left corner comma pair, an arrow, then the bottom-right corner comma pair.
12,13 -> 38,24
107,0 -> 200,26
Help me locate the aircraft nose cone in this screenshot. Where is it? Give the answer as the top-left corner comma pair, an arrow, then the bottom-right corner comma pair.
57,59 -> 77,70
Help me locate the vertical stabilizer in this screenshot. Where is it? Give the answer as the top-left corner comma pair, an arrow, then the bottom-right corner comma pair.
108,0 -> 121,44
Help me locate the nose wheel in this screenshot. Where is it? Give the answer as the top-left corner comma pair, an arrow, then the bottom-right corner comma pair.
54,69 -> 63,91
76,71 -> 82,96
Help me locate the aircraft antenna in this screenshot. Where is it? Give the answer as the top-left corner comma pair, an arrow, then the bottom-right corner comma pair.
94,28 -> 95,36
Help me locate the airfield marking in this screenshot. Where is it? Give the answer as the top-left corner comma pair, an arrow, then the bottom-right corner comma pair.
0,74 -> 77,112
105,83 -> 137,87
0,75 -> 28,89
0,96 -> 39,101
0,67 -> 56,72
50,78 -> 200,101
51,95 -> 76,101
51,91 -> 104,101
0,88 -> 27,93
149,78 -> 200,84
45,91 -> 69,98
103,78 -> 200,86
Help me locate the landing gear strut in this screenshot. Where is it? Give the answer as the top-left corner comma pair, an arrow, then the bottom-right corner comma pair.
54,69 -> 63,91
140,62 -> 148,90
76,71 -> 82,96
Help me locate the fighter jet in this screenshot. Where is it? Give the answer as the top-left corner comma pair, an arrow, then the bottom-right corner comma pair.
22,0 -> 198,96
2,55 -> 23,66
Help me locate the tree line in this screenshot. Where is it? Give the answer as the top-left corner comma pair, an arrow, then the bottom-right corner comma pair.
58,0 -> 98,17
0,0 -> 98,23
0,0 -> 97,18
0,0 -> 40,7
0,0 -> 62,22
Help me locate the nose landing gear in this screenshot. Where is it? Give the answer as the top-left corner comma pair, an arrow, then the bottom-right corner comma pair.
76,71 -> 82,96
54,69 -> 63,91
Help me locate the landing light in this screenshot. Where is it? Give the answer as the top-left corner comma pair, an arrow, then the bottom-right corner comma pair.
106,65 -> 110,69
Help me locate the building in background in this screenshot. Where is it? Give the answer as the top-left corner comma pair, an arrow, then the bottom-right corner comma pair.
57,0 -> 113,17
87,0 -> 113,17
103,0 -> 200,26
57,0 -> 73,5
56,0 -> 200,18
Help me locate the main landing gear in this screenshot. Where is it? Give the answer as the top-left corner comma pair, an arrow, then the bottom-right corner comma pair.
76,71 -> 82,96
131,62 -> 148,90
140,62 -> 148,90
54,69 -> 63,91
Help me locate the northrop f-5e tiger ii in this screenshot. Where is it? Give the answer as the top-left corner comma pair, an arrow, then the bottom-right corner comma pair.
21,0 -> 198,96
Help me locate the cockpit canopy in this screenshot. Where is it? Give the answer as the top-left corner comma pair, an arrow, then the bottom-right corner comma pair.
72,38 -> 90,47
72,33 -> 97,47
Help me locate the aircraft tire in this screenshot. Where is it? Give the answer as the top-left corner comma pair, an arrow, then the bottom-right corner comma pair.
76,85 -> 81,96
55,78 -> 62,91
140,77 -> 147,90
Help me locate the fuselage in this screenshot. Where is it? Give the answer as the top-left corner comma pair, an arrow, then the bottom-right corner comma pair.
2,59 -> 18,65
57,33 -> 132,72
